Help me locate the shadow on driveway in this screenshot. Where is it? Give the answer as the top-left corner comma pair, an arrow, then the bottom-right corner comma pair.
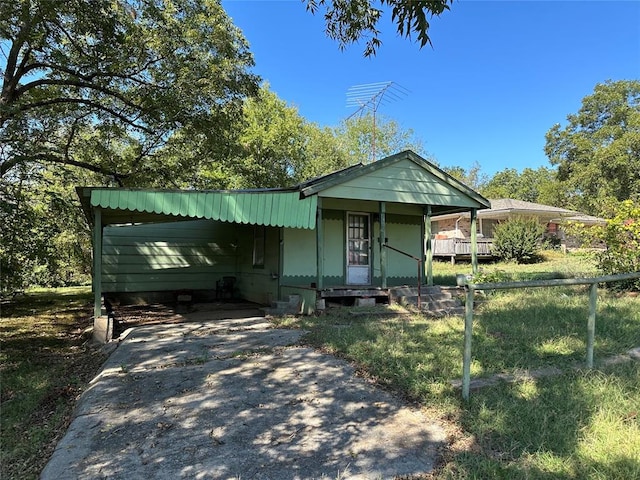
41,316 -> 445,479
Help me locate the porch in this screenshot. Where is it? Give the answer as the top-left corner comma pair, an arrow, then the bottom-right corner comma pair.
275,283 -> 464,316
432,237 -> 495,264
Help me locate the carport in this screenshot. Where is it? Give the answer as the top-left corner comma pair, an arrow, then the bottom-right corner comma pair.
78,150 -> 490,341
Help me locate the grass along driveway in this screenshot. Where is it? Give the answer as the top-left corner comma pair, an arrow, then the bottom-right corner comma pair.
2,251 -> 638,479
275,284 -> 640,478
0,287 -> 108,480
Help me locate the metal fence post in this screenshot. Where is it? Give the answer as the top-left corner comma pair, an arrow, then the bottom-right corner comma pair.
587,282 -> 597,368
462,284 -> 474,401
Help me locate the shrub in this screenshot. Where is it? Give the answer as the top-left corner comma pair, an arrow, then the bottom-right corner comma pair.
491,217 -> 545,264
595,200 -> 640,291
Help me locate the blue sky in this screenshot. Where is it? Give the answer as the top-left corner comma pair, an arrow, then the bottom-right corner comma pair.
222,0 -> 640,177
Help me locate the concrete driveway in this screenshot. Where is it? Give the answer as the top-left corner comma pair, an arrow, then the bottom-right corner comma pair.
41,316 -> 445,479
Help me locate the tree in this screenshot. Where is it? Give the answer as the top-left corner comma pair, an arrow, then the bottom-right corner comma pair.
442,162 -> 488,192
299,123 -> 351,180
598,200 -> 640,291
1,0 -> 260,293
568,200 -> 640,291
194,85 -> 351,189
544,80 -> 640,214
1,0 -> 259,184
226,85 -> 309,188
481,166 -> 562,205
304,0 -> 454,56
333,112 -> 426,164
1,165 -> 94,293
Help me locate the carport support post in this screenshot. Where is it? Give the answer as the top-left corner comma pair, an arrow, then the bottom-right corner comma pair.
379,201 -> 387,288
470,208 -> 478,275
91,206 -> 113,343
316,197 -> 323,289
424,206 -> 433,286
93,207 -> 103,320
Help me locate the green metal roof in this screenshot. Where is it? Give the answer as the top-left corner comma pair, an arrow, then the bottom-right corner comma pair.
88,189 -> 317,229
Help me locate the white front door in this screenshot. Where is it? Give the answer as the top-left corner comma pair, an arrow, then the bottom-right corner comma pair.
346,213 -> 370,285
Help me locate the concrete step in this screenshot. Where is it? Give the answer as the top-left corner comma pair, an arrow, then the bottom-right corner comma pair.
263,294 -> 302,317
392,285 -> 465,317
392,285 -> 449,298
287,294 -> 301,305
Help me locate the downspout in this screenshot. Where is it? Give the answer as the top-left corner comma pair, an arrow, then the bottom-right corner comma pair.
455,216 -> 465,238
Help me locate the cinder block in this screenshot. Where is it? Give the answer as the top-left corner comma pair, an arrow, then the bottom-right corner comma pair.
93,315 -> 113,344
355,297 -> 375,307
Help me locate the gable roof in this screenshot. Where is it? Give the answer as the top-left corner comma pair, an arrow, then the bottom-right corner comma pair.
299,150 -> 491,213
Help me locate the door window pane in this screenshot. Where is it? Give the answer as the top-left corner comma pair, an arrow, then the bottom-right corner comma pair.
348,240 -> 369,265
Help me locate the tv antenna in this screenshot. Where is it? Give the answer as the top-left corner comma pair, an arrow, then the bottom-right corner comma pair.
346,81 -> 409,163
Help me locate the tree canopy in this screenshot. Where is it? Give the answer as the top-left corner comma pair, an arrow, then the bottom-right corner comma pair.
1,0 -> 259,183
480,166 -> 561,206
442,162 -> 487,193
334,112 -> 426,164
304,0 -> 454,56
544,79 -> 640,214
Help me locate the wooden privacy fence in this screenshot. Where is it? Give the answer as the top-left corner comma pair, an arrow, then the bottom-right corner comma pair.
459,271 -> 640,401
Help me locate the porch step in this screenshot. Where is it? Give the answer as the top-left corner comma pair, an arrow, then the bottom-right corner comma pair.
261,294 -> 302,317
391,286 -> 465,317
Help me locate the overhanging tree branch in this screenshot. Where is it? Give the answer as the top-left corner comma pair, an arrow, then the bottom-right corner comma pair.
11,97 -> 155,134
14,78 -> 146,114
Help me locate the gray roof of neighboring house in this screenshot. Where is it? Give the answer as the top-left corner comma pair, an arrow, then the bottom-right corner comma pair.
431,198 -> 606,225
488,199 -> 572,214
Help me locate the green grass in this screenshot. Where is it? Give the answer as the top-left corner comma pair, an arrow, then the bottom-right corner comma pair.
2,254 -> 637,479
0,287 -> 108,480
431,249 -> 600,285
275,254 -> 640,479
447,362 -> 640,479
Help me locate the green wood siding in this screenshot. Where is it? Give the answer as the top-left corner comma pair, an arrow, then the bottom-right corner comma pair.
234,224 -> 280,305
282,228 -> 316,281
385,222 -> 422,279
101,219 -> 237,293
322,213 -> 344,281
318,158 -> 481,207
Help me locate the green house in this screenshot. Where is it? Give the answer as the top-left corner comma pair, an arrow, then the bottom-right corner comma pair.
79,150 -> 490,325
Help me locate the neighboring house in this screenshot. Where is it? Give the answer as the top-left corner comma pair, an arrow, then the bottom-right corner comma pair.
430,198 -> 605,262
78,150 -> 491,325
